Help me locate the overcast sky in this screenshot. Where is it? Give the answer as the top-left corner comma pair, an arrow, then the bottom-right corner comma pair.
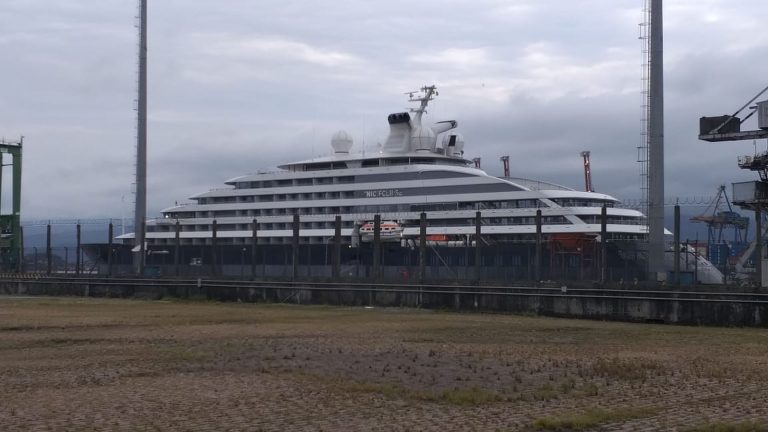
1,0 -> 766,230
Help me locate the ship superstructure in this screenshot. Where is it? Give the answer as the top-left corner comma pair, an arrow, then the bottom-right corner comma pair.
123,86 -> 647,249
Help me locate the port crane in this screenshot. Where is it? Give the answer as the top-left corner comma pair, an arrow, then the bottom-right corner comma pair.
699,84 -> 768,286
690,185 -> 749,245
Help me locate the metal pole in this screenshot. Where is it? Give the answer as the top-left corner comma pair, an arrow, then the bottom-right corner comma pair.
475,211 -> 482,283
419,212 -> 426,283
174,220 -> 181,277
46,224 -> 52,275
18,225 -> 23,273
211,219 -> 218,276
292,214 -> 300,281
647,0 -> 666,279
333,215 -> 341,279
251,218 -> 258,279
107,222 -> 114,277
757,207 -> 763,289
673,204 -> 680,286
75,223 -> 81,276
535,209 -> 542,283
373,215 -> 381,281
133,0 -> 148,276
601,205 -> 607,285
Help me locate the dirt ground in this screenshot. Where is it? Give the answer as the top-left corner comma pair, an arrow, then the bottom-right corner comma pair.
0,297 -> 767,431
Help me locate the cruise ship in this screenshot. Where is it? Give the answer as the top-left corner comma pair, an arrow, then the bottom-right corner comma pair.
127,86 -> 647,252
103,85 -> 729,283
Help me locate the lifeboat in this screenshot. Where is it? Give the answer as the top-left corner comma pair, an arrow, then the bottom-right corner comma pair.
359,221 -> 403,242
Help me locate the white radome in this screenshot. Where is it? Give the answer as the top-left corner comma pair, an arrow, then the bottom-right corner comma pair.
331,130 -> 354,153
442,132 -> 465,157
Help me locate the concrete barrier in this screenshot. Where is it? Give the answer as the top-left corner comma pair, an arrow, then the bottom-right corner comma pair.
1,277 -> 767,327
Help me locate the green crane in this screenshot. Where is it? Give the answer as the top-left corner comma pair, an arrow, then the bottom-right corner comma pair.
0,137 -> 23,272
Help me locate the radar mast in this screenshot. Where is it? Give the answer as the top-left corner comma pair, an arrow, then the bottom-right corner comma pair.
407,85 -> 438,126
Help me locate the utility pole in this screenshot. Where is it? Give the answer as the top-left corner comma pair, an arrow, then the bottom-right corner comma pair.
646,0 -> 666,280
133,0 -> 148,275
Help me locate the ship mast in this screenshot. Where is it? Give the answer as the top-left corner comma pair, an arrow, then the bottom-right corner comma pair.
408,85 -> 438,126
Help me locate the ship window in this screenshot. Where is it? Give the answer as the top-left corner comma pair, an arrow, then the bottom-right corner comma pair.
336,176 -> 355,184
297,178 -> 313,186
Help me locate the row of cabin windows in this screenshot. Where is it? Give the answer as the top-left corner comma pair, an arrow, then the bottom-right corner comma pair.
202,190 -> 356,204
552,199 -> 615,208
578,215 -> 643,225
169,199 -> 549,220
147,230 -> 646,247
149,216 -> 576,235
234,176 -> 355,190
148,236 -> 352,246
151,213 -> 643,234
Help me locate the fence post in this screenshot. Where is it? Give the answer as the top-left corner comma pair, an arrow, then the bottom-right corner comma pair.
211,219 -> 218,277
17,226 -> 23,273
46,224 -> 52,275
475,211 -> 482,283
419,212 -> 426,283
601,205 -> 607,285
673,204 -> 680,287
373,215 -> 381,281
75,223 -> 81,276
292,214 -> 300,281
535,209 -> 542,284
251,218 -> 258,280
107,222 -> 114,277
174,220 -> 181,277
333,215 -> 341,279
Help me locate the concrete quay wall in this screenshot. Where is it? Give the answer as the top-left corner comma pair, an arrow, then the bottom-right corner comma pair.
1,278 -> 766,327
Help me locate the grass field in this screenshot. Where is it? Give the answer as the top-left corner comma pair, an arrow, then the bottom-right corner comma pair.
1,296 -> 767,431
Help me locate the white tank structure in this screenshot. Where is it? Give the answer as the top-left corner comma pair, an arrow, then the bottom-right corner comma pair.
411,126 -> 436,152
664,245 -> 725,284
330,130 -> 354,154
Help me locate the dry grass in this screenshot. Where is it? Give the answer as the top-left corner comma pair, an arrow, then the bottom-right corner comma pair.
1,296 -> 768,431
682,421 -> 768,432
531,407 -> 659,431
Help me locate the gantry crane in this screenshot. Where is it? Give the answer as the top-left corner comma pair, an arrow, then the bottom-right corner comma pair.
699,84 -> 768,286
690,185 -> 749,245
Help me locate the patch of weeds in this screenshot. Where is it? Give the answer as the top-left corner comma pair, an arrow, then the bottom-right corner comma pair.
681,421 -> 768,432
157,345 -> 212,363
291,373 -> 502,406
434,386 -> 504,406
577,382 -> 599,397
531,407 -> 658,431
590,357 -> 664,381
530,383 -> 558,401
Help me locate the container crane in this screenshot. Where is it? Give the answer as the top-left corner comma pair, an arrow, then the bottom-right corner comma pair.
690,185 -> 750,244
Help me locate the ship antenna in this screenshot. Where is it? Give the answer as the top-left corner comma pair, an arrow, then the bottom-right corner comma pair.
407,85 -> 438,127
